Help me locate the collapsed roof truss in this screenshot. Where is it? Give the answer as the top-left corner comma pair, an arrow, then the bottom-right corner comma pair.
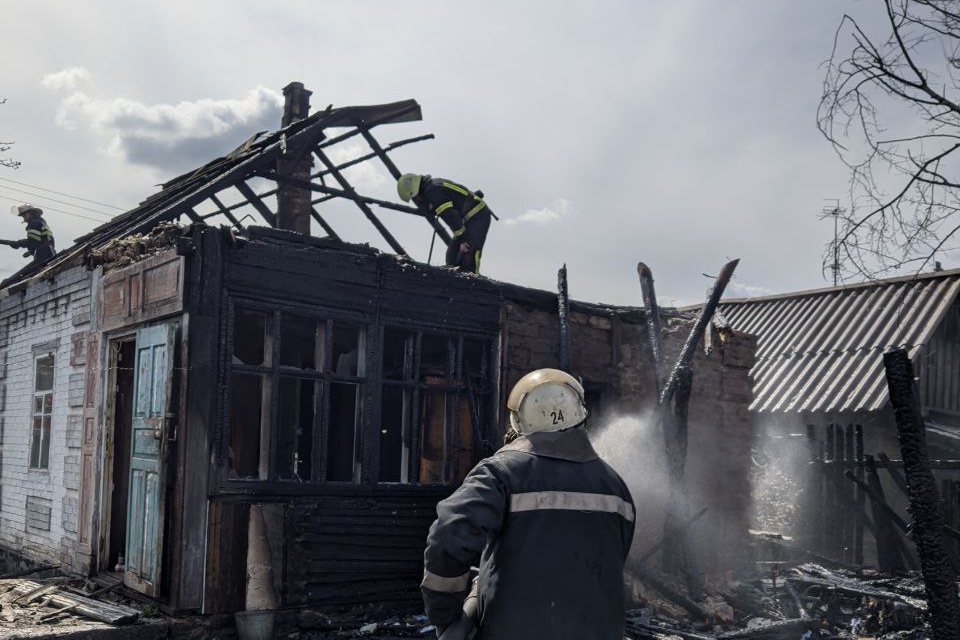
4,99 -> 446,288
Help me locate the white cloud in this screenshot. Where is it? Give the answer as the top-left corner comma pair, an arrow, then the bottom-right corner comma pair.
328,142 -> 390,194
49,84 -> 283,174
41,66 -> 91,92
504,198 -> 575,226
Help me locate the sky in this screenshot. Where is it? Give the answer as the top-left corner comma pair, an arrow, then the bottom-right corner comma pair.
2,0 -> 942,308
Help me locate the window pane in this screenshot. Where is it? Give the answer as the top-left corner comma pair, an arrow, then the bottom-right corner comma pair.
30,418 -> 42,468
332,323 -> 362,376
35,355 -> 54,391
280,315 -> 319,370
234,309 -> 266,366
34,396 -> 43,414
40,416 -> 51,469
464,339 -> 487,377
327,382 -> 359,482
151,345 -> 167,415
379,386 -> 407,482
42,393 -> 52,415
420,334 -> 449,379
382,328 -> 411,381
276,377 -> 315,480
417,387 -> 446,484
228,373 -> 263,479
418,389 -> 475,485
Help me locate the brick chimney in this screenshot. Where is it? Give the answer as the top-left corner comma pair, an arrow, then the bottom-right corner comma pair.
276,81 -> 314,234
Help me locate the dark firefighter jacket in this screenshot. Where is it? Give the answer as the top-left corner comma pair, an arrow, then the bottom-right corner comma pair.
21,216 -> 55,262
422,427 -> 635,640
418,176 -> 489,242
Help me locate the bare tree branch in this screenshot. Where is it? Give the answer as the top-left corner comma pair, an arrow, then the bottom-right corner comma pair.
0,98 -> 20,170
819,0 -> 960,281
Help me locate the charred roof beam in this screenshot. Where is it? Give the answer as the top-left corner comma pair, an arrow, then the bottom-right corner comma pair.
311,148 -> 406,256
358,127 -> 450,244
206,193 -> 245,228
235,182 -> 277,227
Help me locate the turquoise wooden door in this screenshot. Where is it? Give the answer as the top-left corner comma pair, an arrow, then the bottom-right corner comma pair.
124,322 -> 176,596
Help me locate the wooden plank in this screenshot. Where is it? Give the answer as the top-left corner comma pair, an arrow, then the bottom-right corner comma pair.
7,581 -> 138,624
176,228 -> 226,611
98,250 -> 184,332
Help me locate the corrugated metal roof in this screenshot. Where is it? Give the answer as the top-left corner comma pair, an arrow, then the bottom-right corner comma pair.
713,270 -> 960,414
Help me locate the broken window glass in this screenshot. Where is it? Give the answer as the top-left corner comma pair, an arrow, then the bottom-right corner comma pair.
228,373 -> 264,479
280,315 -> 320,370
332,323 -> 362,376
276,377 -> 316,481
381,328 -> 411,381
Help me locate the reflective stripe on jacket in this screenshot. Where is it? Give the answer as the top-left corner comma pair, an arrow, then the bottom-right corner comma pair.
421,177 -> 487,238
24,216 -> 55,257
422,427 -> 635,640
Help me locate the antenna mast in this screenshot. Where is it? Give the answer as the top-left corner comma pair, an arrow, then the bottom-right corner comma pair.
820,199 -> 845,286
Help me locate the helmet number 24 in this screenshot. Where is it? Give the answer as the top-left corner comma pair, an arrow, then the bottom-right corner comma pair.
550,410 -> 565,425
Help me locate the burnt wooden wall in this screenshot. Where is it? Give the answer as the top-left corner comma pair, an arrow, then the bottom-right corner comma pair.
285,491 -> 445,608
184,227 -> 501,613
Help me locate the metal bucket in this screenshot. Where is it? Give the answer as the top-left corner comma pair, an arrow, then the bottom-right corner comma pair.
235,609 -> 275,640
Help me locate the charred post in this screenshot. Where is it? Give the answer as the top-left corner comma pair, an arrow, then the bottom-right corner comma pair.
883,348 -> 960,639
662,366 -> 701,596
557,264 -> 570,372
658,259 -> 738,408
637,262 -> 665,392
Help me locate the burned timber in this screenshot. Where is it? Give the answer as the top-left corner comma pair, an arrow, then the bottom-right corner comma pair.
0,80 -> 957,640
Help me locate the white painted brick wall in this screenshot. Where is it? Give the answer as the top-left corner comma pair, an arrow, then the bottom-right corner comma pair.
0,267 -> 92,571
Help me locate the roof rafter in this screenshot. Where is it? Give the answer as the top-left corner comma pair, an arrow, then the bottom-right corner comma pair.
2,98 -> 438,289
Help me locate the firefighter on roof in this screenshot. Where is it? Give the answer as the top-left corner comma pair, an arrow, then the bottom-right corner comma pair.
8,204 -> 55,263
397,173 -> 494,274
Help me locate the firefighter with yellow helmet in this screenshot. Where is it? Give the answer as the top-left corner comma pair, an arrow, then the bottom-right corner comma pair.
397,173 -> 494,274
421,368 -> 635,639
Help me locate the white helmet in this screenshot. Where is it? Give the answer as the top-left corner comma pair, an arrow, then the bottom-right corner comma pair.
11,203 -> 41,217
396,173 -> 422,202
507,368 -> 587,435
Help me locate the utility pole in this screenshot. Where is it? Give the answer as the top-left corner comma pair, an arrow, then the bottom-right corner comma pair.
820,199 -> 845,286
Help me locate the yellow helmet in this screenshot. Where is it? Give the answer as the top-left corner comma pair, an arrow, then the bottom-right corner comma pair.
507,368 -> 587,435
397,173 -> 422,202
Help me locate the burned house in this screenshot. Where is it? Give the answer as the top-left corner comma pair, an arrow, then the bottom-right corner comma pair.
0,83 -> 758,615
712,270 -> 960,564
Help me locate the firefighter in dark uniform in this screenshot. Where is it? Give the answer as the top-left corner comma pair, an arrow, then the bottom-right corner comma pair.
397,173 -> 494,274
11,204 -> 55,263
421,368 -> 635,640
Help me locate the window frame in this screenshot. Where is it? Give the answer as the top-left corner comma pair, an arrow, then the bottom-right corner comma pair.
29,351 -> 55,471
221,299 -> 499,490
224,299 -> 367,484
377,325 -> 496,486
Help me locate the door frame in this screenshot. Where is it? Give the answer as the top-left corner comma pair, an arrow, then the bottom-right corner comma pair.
97,332 -> 137,572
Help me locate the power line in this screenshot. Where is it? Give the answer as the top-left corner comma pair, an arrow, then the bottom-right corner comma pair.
0,176 -> 125,210
0,194 -> 109,224
0,185 -> 113,219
